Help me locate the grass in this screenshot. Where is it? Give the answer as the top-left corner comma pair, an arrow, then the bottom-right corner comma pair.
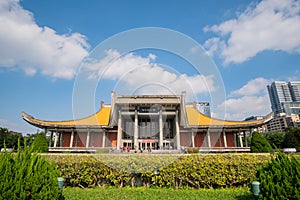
62,187 -> 256,200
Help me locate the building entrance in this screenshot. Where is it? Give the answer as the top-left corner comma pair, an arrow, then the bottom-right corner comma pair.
120,109 -> 177,150
122,140 -> 133,148
138,139 -> 158,150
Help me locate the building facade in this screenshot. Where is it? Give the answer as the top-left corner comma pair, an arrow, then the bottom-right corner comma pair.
266,113 -> 300,133
22,92 -> 273,153
267,81 -> 300,115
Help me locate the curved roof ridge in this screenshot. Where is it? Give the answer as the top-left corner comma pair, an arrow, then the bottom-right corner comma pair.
22,107 -> 111,128
186,106 -> 273,127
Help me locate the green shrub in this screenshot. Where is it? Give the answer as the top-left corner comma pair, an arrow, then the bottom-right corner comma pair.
251,132 -> 273,153
154,154 -> 270,189
48,154 -> 271,189
0,143 -> 61,200
31,132 -> 48,152
256,152 -> 300,200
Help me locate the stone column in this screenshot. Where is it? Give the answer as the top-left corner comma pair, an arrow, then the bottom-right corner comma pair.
117,111 -> 122,150
102,131 -> 106,148
70,129 -> 74,148
207,129 -> 211,148
54,129 -> 58,148
250,128 -> 254,137
159,109 -> 163,149
134,110 -> 138,148
191,130 -> 195,148
239,133 -> 243,147
175,110 -> 180,150
223,129 -> 227,148
86,128 -> 90,148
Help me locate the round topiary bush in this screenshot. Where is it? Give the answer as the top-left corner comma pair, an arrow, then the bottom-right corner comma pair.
0,143 -> 61,200
256,152 -> 300,200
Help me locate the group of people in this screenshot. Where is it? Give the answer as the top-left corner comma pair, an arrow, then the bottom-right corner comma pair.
120,146 -> 131,153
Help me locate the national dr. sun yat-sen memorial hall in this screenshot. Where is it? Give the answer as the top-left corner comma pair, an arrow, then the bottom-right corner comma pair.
22,92 -> 273,152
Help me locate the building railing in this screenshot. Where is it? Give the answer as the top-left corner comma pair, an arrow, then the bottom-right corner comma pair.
198,147 -> 250,153
49,147 -> 250,153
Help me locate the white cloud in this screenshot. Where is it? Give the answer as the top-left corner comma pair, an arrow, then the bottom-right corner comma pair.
204,0 -> 300,64
124,66 -> 215,95
214,77 -> 272,120
219,94 -> 271,120
83,49 -> 216,96
0,0 -> 89,79
148,53 -> 156,60
229,77 -> 271,96
85,49 -> 156,80
203,37 -> 226,57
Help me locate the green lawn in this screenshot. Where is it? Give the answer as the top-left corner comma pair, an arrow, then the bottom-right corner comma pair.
62,187 -> 255,200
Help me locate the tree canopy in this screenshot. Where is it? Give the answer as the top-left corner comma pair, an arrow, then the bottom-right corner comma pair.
0,128 -> 22,150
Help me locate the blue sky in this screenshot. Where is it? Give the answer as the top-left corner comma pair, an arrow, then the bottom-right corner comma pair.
0,0 -> 300,134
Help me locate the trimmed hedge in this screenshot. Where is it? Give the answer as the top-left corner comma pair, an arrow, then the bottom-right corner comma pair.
48,154 -> 271,189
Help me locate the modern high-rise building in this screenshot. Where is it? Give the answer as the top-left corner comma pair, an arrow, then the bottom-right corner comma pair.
289,81 -> 300,102
267,81 -> 300,116
194,102 -> 211,117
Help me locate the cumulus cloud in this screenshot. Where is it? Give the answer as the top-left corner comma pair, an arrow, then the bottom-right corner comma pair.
83,49 -> 216,96
216,77 -> 272,120
219,94 -> 271,120
0,0 -> 89,79
229,77 -> 271,96
203,37 -> 226,57
204,0 -> 300,64
85,49 -> 156,80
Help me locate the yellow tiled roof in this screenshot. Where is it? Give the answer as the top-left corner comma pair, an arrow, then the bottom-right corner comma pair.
186,107 -> 268,127
22,107 -> 111,127
23,106 -> 271,129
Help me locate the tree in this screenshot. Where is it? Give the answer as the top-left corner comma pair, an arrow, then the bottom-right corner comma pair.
256,152 -> 300,199
283,128 -> 300,151
0,127 -> 23,150
263,131 -> 286,149
251,132 -> 273,153
31,132 -> 49,153
0,141 -> 61,199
